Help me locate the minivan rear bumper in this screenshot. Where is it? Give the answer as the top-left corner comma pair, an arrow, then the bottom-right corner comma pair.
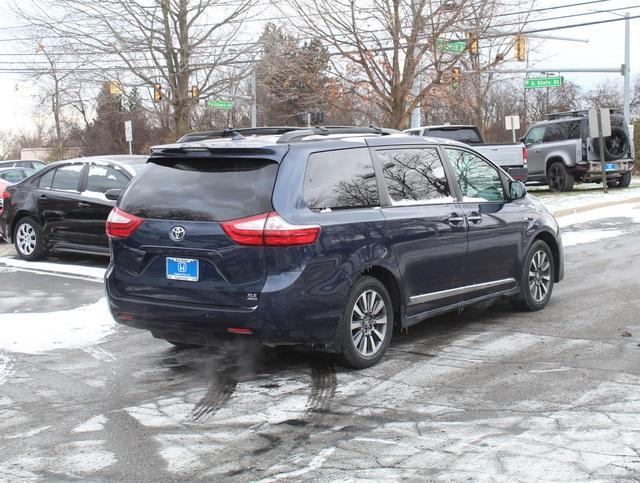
105,267 -> 346,350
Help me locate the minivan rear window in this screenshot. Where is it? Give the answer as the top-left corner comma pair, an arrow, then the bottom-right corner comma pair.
118,158 -> 278,221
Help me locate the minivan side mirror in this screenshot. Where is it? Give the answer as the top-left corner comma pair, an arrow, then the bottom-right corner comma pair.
105,188 -> 123,201
509,180 -> 527,200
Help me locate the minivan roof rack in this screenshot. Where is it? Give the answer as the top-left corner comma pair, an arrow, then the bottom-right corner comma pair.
276,126 -> 396,144
177,127 -> 306,143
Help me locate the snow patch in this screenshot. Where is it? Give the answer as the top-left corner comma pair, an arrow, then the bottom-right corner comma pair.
0,257 -> 106,281
259,447 -> 336,481
0,354 -> 14,385
6,425 -> 51,439
0,298 -> 116,354
561,229 -> 623,247
557,202 -> 640,228
73,415 -> 107,433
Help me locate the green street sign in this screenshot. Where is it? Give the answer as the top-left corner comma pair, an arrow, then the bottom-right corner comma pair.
436,39 -> 466,54
524,76 -> 564,89
207,100 -> 234,109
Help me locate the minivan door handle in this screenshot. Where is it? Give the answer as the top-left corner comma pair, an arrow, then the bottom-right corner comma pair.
447,213 -> 465,225
467,212 -> 482,224
77,202 -> 91,208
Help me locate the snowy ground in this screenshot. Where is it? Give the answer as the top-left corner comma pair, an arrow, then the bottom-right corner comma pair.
0,192 -> 639,480
530,177 -> 640,215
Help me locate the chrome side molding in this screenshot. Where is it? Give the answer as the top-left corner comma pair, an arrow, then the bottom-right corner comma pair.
409,278 -> 516,305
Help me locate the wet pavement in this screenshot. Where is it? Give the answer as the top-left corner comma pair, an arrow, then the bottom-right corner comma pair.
0,211 -> 639,481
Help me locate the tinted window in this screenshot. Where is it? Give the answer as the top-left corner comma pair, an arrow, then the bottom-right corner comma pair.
560,121 -> 581,139
0,170 -> 23,183
119,158 -> 278,221
524,126 -> 545,145
85,164 -> 130,195
51,164 -> 83,192
304,149 -> 379,211
425,128 -> 482,144
543,124 -> 563,142
445,148 -> 505,202
38,169 -> 55,189
378,148 -> 453,205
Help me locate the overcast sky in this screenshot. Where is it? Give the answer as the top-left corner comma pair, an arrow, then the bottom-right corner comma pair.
0,0 -> 638,134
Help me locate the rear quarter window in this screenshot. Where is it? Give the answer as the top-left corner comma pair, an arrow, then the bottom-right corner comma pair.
303,148 -> 379,211
118,158 -> 278,221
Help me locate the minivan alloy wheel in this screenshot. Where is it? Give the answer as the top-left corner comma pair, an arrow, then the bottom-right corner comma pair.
16,223 -> 37,255
351,289 -> 388,356
529,250 -> 551,303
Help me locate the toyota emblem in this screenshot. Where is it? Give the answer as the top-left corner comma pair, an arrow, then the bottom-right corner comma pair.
169,226 -> 186,241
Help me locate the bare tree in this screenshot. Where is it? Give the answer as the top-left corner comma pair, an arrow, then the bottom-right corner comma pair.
286,0 -> 528,129
15,0 -> 257,137
0,131 -> 18,160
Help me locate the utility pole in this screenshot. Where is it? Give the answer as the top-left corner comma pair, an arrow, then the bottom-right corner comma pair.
623,12 -> 631,125
251,68 -> 257,128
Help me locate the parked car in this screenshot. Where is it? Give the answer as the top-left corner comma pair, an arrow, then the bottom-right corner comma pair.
404,125 -> 528,181
105,127 -> 563,368
522,110 -> 635,191
0,168 -> 35,224
0,155 -> 147,258
0,159 -> 46,171
0,167 -> 35,187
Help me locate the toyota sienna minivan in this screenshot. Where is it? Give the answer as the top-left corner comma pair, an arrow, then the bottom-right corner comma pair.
106,127 -> 563,368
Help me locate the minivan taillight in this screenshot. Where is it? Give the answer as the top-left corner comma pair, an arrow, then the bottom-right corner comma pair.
106,207 -> 144,238
221,212 -> 320,246
522,146 -> 528,165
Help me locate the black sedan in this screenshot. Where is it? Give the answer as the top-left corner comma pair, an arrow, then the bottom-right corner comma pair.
0,155 -> 147,260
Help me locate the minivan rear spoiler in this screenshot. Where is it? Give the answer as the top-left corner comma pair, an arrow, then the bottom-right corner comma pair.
148,145 -> 289,162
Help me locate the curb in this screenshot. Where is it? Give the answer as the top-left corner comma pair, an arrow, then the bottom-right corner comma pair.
552,196 -> 640,218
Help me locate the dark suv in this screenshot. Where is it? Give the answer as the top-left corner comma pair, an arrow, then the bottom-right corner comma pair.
106,127 -> 563,368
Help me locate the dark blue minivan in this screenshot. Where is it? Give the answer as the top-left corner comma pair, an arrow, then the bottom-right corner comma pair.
106,127 -> 563,368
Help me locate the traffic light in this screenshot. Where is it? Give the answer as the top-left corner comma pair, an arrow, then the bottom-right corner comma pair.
153,83 -> 162,102
191,85 -> 200,99
109,81 -> 123,96
452,67 -> 461,89
467,32 -> 479,57
515,35 -> 526,62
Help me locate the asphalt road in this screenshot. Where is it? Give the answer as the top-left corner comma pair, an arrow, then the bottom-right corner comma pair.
1,208 -> 639,481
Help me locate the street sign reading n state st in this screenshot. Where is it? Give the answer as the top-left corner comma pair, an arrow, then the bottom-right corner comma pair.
524,76 -> 563,89
207,100 -> 234,109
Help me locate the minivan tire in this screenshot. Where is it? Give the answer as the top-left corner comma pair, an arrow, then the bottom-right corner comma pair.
339,276 -> 393,369
13,216 -> 47,261
547,161 -> 574,192
512,240 -> 555,312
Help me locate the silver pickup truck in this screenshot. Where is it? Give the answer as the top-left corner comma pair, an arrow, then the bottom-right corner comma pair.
522,110 -> 635,191
404,125 -> 528,181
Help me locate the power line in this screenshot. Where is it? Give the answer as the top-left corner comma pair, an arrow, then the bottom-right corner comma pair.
0,0 -> 618,44
1,6 -> 637,66
0,3 -> 637,72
